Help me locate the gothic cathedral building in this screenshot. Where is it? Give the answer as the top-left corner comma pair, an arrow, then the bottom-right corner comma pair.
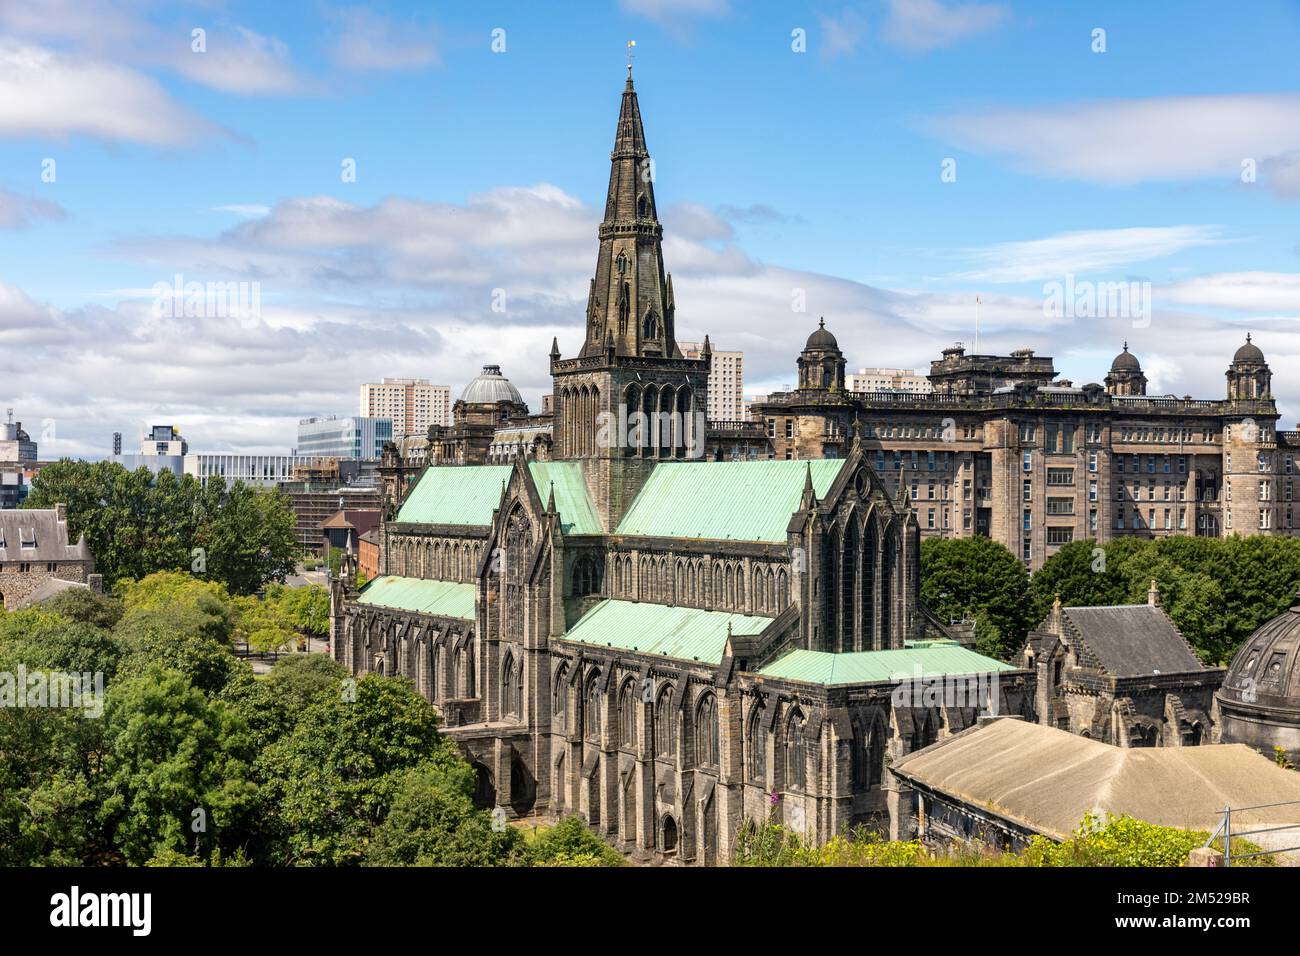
331,71 -> 1028,863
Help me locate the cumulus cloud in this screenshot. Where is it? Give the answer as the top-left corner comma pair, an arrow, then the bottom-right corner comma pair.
0,40 -> 221,145
7,180 -> 1299,457
929,94 -> 1300,186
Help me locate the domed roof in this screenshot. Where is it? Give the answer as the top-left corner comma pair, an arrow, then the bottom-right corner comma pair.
1110,342 -> 1141,372
460,365 -> 524,405
805,318 -> 839,351
1219,595 -> 1300,712
1233,334 -> 1266,365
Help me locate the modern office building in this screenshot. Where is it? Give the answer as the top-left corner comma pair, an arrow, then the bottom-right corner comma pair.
359,378 -> 451,439
680,341 -> 745,422
296,416 -> 393,459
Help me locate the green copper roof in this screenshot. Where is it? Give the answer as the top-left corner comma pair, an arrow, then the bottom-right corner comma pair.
757,644 -> 1016,686
395,462 -> 601,534
356,575 -> 476,621
616,459 -> 844,543
396,465 -> 512,525
561,599 -> 772,665
528,461 -> 602,534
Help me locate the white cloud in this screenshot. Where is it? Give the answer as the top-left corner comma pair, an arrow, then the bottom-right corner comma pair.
955,226 -> 1230,283
619,0 -> 731,25
882,0 -> 1009,52
172,26 -> 305,96
1161,272 -> 1300,313
0,188 -> 65,229
930,94 -> 1300,186
9,182 -> 1300,456
211,204 -> 270,217
329,7 -> 439,72
0,40 -> 220,145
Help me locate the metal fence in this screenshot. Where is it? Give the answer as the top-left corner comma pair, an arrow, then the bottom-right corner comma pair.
1204,799 -> 1300,865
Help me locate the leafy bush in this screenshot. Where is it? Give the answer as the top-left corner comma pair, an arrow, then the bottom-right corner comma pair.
528,815 -> 625,866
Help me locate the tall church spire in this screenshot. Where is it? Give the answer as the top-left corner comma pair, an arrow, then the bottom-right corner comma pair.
581,73 -> 678,359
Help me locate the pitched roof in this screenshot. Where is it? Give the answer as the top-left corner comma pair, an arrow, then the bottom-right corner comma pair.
1063,604 -> 1204,676
395,465 -> 513,525
394,462 -> 602,534
560,599 -> 772,665
16,577 -> 90,608
892,718 -> 1300,839
757,644 -> 1016,686
615,459 -> 844,543
0,508 -> 93,563
356,575 -> 475,621
527,461 -> 601,534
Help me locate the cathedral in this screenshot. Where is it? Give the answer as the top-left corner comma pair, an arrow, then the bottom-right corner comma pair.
330,70 -> 1030,863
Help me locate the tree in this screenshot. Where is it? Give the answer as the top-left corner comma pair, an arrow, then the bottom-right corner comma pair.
529,815 -> 626,867
365,762 -> 528,866
24,461 -> 297,595
920,537 -> 1033,659
257,674 -> 459,865
40,588 -> 125,630
97,665 -> 258,865
1027,539 -> 1129,624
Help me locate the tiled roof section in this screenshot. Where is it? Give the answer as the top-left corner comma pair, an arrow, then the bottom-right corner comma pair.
757,644 -> 1016,686
615,459 -> 844,543
560,599 -> 773,665
0,509 -> 93,563
1063,604 -> 1205,676
356,575 -> 476,621
395,465 -> 513,525
892,718 -> 1300,839
527,461 -> 601,534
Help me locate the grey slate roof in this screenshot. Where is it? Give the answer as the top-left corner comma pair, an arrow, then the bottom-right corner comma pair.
0,508 -> 94,563
17,577 -> 90,608
1063,604 -> 1204,676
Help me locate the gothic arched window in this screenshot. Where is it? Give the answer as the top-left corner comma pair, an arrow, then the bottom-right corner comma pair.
619,680 -> 638,747
785,711 -> 806,791
584,671 -> 602,741
553,665 -> 568,731
749,705 -> 767,782
695,693 -> 718,767
654,685 -> 675,757
643,308 -> 657,341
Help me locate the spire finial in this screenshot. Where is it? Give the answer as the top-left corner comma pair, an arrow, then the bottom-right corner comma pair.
626,40 -> 636,80
818,317 -> 825,330
1247,332 -> 1252,343
1122,341 -> 1128,352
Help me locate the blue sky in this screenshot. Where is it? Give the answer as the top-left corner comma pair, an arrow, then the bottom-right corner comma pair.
2,0 -> 1300,455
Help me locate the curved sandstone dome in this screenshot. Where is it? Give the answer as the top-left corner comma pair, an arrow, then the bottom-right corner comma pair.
804,318 -> 838,351
460,364 -> 524,405
1110,344 -> 1141,371
1232,335 -> 1266,365
1218,595 -> 1300,761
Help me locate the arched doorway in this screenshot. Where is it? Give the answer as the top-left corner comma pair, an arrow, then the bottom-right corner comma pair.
661,815 -> 678,854
510,755 -> 535,814
471,762 -> 495,810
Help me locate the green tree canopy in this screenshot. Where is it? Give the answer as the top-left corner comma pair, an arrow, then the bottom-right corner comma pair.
24,461 -> 297,595
920,537 -> 1034,659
